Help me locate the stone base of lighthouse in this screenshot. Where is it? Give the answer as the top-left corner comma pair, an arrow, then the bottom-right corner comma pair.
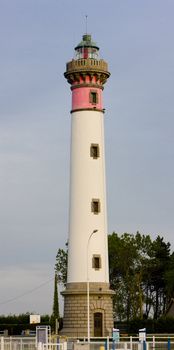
60,282 -> 114,337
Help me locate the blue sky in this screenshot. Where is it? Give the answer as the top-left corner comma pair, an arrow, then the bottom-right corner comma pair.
0,0 -> 174,315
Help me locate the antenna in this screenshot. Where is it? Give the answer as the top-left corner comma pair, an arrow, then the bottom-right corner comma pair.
85,15 -> 88,34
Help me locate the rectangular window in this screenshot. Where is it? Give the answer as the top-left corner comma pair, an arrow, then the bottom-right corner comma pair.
90,144 -> 100,159
91,199 -> 100,214
90,90 -> 98,104
92,255 -> 101,270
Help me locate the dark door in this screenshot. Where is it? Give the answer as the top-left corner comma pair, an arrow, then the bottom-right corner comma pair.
94,312 -> 103,337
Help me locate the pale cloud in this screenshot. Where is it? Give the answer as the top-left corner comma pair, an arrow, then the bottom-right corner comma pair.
0,263 -> 56,315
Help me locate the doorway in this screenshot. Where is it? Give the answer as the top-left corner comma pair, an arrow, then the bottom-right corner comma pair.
94,312 -> 103,337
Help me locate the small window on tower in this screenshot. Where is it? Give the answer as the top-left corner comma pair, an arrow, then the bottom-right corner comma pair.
92,255 -> 101,270
90,90 -> 98,105
91,199 -> 100,214
90,144 -> 100,159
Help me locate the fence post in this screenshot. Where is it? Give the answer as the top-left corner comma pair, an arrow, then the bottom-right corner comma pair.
10,336 -> 12,350
107,336 -> 109,350
37,342 -> 43,350
152,336 -> 155,350
1,337 -> 4,350
63,341 -> 67,350
168,338 -> 171,350
130,336 -> 133,350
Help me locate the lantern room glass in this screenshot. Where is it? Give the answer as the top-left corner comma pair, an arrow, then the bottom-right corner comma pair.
75,47 -> 99,60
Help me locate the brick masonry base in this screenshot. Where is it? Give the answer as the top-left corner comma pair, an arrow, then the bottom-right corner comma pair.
60,282 -> 114,337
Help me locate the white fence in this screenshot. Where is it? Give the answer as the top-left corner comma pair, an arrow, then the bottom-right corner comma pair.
1,337 -> 174,350
0,337 -> 36,350
39,343 -> 64,350
0,338 -> 66,350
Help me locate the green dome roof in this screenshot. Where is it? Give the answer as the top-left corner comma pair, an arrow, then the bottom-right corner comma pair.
75,34 -> 99,50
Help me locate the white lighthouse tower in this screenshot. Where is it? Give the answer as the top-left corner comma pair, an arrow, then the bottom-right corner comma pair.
61,34 -> 114,337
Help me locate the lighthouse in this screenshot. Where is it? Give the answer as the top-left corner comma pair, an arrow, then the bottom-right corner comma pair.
61,34 -> 114,337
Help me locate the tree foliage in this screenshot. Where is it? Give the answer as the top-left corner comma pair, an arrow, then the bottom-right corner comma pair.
109,232 -> 172,321
50,273 -> 60,333
108,232 -> 153,321
55,245 -> 68,286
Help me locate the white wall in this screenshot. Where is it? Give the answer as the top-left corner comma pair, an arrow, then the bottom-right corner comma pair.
67,110 -> 109,283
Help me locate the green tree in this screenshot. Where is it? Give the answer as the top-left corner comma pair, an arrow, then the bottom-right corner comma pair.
108,232 -> 153,321
165,252 -> 174,303
55,244 -> 68,286
50,273 -> 59,333
54,244 -> 68,332
144,236 -> 170,319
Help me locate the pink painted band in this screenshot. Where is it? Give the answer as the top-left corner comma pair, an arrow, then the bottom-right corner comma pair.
72,86 -> 103,111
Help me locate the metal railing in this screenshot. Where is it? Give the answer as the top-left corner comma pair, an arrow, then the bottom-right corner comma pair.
1,336 -> 174,350
0,337 -> 36,350
40,343 -> 64,350
66,59 -> 109,73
